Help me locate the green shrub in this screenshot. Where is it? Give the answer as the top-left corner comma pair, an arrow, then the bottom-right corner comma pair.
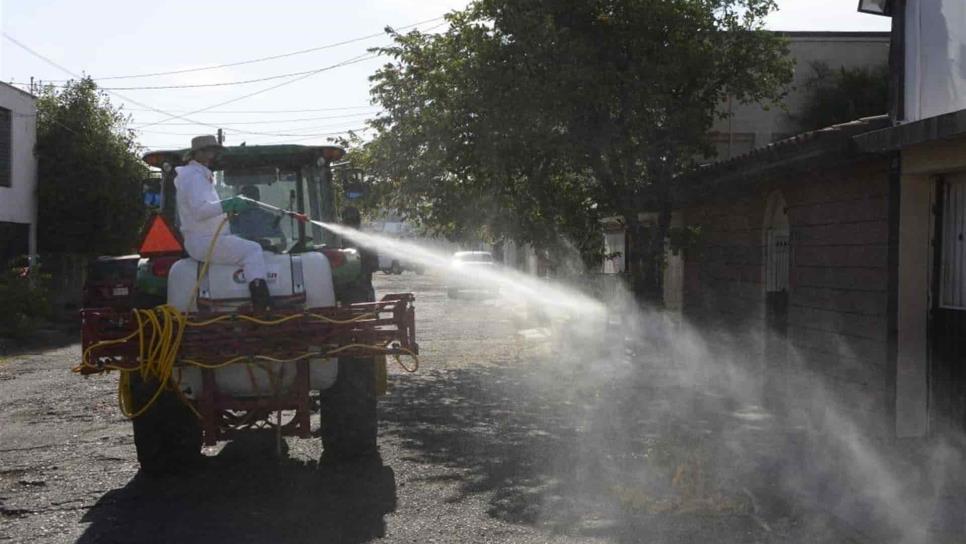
0,257 -> 52,340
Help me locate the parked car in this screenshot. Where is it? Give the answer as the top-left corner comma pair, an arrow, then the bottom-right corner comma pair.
377,253 -> 424,275
446,251 -> 497,298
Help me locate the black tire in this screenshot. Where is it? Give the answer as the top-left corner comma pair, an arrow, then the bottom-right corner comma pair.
321,357 -> 378,461
129,374 -> 202,475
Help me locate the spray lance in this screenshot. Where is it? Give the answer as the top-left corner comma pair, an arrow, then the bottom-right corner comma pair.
236,195 -> 310,224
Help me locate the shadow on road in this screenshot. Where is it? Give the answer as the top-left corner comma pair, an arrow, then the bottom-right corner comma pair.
380,364 -> 780,543
75,434 -> 396,544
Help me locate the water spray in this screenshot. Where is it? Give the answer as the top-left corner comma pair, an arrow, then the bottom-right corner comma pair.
239,196 -> 608,318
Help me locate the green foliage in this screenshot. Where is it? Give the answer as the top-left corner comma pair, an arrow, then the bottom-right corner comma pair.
667,225 -> 704,258
795,62 -> 889,132
365,0 -> 792,275
0,257 -> 51,340
35,77 -> 148,255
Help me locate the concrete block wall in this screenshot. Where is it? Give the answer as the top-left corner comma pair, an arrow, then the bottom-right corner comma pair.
680,159 -> 894,435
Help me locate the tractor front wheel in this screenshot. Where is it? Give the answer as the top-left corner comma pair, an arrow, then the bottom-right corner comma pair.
320,357 -> 378,462
129,375 -> 203,475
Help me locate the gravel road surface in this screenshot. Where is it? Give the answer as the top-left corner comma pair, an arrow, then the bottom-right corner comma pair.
0,272 -> 863,543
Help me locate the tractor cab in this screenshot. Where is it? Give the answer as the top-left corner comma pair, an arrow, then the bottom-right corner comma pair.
142,144 -> 346,252
132,144 -> 365,307
80,144 -> 417,473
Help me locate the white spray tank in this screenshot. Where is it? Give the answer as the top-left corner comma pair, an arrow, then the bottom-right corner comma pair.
167,251 -> 339,397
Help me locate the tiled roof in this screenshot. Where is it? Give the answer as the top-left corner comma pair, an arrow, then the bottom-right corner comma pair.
855,109 -> 966,152
674,115 -> 890,203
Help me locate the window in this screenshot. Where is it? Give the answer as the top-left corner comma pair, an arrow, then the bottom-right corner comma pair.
765,230 -> 790,292
0,107 -> 10,187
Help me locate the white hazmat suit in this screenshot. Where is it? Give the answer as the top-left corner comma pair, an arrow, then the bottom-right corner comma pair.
174,160 -> 267,282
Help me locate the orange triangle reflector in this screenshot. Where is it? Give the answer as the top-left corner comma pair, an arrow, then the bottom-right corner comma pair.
139,214 -> 184,257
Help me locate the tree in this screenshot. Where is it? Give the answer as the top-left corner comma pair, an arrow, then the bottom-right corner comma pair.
35,77 -> 148,255
794,62 -> 889,132
367,0 -> 792,297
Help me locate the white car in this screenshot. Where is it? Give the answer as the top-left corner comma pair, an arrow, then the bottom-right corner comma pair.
446,251 -> 497,298
378,251 -> 425,275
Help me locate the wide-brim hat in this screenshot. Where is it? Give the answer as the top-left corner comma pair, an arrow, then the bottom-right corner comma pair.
184,134 -> 224,160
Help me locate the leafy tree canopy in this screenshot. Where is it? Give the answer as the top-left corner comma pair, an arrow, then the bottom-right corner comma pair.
366,0 -> 792,277
35,77 -> 148,255
794,61 -> 889,132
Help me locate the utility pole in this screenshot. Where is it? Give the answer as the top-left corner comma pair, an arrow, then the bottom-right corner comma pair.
217,128 -> 224,145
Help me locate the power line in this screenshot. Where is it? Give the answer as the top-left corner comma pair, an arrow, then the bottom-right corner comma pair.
135,53 -> 379,130
131,111 -> 379,127
138,123 -> 371,137
2,34 -> 382,149
3,33 -> 235,132
211,123 -> 373,138
13,52 -> 378,99
3,33 -> 379,134
42,16 -> 444,82
140,126 -> 373,150
24,57 -> 382,91
257,127 -> 374,146
15,20 -> 446,92
120,105 -> 377,114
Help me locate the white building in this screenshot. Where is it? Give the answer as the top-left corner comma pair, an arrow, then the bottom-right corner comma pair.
0,82 -> 37,263
710,31 -> 891,160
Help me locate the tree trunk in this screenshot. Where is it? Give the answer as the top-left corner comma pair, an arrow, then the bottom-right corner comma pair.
624,179 -> 672,306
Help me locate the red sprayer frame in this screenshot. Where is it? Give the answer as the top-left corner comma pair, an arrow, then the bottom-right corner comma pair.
80,294 -> 417,444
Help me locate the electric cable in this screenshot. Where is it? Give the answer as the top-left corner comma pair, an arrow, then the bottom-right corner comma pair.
38,16 -> 444,82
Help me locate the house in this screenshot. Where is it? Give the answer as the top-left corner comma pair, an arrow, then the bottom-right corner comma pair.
0,82 -> 38,265
669,115 -> 896,436
600,31 -> 891,282
665,0 -> 966,439
854,109 -> 966,438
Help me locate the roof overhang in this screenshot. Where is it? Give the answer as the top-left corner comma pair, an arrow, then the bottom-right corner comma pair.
854,109 -> 966,153
674,115 -> 890,206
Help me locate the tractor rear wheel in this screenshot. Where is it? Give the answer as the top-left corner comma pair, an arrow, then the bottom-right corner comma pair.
320,357 -> 378,462
129,375 -> 203,475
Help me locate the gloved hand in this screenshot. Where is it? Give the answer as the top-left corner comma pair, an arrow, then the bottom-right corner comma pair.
220,196 -> 251,214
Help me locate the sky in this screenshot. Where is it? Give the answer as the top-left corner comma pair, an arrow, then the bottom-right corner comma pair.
0,0 -> 892,151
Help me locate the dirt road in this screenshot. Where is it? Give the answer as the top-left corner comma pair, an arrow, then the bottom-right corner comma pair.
0,272 -> 862,543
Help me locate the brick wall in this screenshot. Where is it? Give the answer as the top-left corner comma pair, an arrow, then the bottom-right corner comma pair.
680,159 -> 893,434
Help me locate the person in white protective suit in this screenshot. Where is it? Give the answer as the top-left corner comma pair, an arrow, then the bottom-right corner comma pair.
174,135 -> 271,312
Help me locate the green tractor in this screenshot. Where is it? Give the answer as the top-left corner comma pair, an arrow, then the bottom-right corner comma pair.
80,144 -> 417,473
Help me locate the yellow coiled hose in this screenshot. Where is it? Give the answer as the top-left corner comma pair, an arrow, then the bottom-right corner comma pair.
76,217 -> 418,419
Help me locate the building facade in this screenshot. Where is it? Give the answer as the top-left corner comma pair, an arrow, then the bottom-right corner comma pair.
672,116 -> 898,436
709,31 -> 890,160
0,82 -> 38,264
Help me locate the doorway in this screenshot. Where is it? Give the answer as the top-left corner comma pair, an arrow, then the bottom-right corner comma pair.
763,191 -> 790,409
930,174 -> 966,433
